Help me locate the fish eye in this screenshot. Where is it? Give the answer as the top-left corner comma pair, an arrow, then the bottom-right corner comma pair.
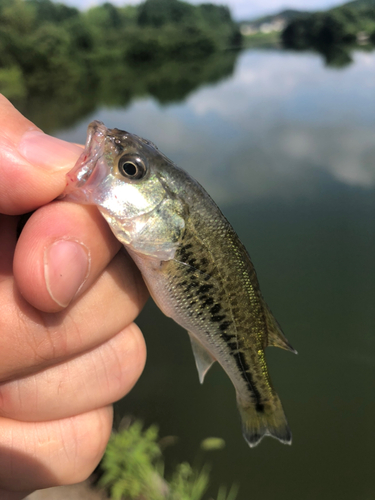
118,155 -> 147,180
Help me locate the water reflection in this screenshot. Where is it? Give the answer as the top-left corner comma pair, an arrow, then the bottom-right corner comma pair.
53,48 -> 375,500
57,50 -> 375,203
15,50 -> 239,134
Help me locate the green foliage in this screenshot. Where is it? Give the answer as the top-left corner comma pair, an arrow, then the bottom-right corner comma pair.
200,437 -> 226,451
242,9 -> 303,27
138,0 -> 195,27
124,25 -> 216,64
216,484 -> 239,500
0,0 -> 35,34
168,463 -> 210,500
281,0 -> 375,66
28,0 -> 79,25
242,31 -> 280,49
100,422 -> 163,500
0,65 -> 26,99
0,0 -> 240,132
11,48 -> 237,133
98,421 -> 237,500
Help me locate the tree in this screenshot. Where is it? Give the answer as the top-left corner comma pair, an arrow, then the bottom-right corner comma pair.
137,0 -> 195,27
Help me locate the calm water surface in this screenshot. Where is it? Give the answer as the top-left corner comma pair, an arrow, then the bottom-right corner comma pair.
56,49 -> 375,500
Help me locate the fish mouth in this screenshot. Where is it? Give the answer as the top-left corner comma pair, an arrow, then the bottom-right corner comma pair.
60,121 -> 108,203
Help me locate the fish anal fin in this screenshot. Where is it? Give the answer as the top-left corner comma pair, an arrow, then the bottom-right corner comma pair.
264,303 -> 297,354
188,332 -> 216,384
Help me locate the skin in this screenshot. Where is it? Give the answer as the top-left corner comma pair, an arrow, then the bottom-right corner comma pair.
0,94 -> 148,499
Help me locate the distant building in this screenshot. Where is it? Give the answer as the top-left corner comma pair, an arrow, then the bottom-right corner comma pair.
356,32 -> 369,45
240,24 -> 258,36
240,18 -> 286,36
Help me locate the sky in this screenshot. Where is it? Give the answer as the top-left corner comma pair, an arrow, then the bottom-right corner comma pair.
58,0 -> 348,21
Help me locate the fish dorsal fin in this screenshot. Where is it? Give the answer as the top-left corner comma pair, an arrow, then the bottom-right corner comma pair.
264,304 -> 297,354
188,333 -> 216,384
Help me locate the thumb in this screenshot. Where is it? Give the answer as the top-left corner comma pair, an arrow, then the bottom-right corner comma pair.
0,95 -> 82,215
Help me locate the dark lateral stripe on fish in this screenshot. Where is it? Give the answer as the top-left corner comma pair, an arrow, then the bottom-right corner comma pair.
217,317 -> 264,410
211,314 -> 226,322
220,321 -> 232,331
210,304 -> 222,314
179,239 -> 265,411
230,349 -> 264,411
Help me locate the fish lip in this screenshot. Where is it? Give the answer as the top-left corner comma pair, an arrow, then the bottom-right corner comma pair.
60,121 -> 108,201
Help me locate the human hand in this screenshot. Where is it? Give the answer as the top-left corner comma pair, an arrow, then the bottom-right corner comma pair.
0,95 -> 148,499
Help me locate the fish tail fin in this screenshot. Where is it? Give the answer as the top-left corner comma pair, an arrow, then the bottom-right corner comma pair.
237,394 -> 292,448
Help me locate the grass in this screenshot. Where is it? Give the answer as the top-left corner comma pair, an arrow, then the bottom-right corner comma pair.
98,420 -> 238,500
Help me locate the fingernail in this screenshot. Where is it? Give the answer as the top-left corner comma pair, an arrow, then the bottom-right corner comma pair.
44,240 -> 90,308
18,130 -> 83,170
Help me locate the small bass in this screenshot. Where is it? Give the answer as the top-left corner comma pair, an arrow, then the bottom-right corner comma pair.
63,121 -> 296,447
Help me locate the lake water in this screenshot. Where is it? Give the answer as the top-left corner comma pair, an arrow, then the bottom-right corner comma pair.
53,48 -> 375,499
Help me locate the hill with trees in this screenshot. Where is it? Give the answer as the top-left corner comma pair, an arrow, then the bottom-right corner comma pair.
0,0 -> 242,126
241,9 -> 304,29
281,0 -> 375,65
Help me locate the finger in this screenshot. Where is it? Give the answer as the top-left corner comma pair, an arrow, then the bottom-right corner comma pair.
0,490 -> 29,500
14,201 -> 122,312
0,406 -> 113,491
0,323 -> 146,421
0,251 -> 148,382
0,95 -> 82,215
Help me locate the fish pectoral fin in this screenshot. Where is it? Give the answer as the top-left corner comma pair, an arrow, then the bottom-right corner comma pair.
264,303 -> 297,354
188,333 -> 216,384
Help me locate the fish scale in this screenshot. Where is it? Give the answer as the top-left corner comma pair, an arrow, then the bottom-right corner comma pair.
176,216 -> 270,397
62,120 -> 296,448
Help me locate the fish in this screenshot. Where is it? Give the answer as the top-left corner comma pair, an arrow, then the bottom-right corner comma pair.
62,120 -> 297,448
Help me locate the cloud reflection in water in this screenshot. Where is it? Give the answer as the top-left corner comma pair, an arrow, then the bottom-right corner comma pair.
57,50 -> 375,205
